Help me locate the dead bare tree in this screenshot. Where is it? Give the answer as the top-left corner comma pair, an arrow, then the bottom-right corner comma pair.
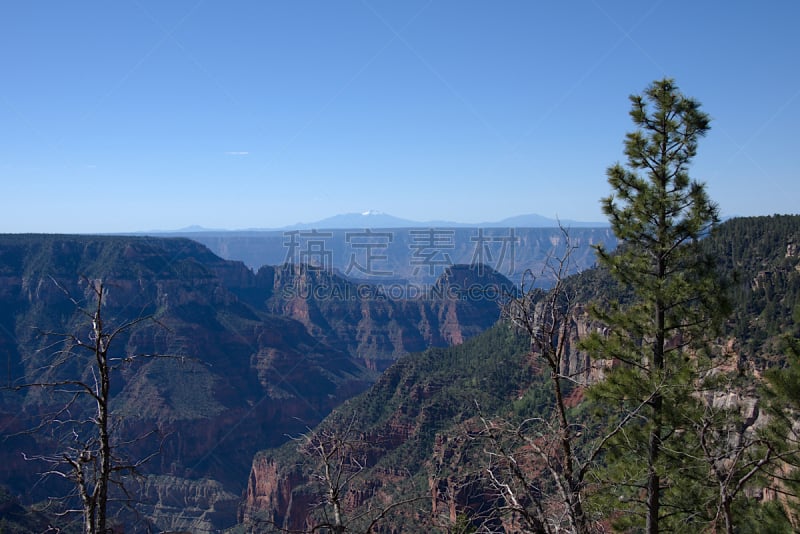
472,227 -> 651,533
501,228 -> 589,533
12,278 -> 169,533
697,393 -> 773,533
691,369 -> 800,532
302,415 -> 368,533
249,412 -> 422,533
301,414 -> 423,533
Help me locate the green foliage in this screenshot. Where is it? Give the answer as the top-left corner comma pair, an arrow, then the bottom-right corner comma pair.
702,215 -> 800,357
732,499 -> 794,534
765,337 -> 800,407
586,78 -> 730,531
451,513 -> 478,534
241,209 -> 800,532
761,337 -> 800,525
1,234 -> 379,530
254,208 -> 800,532
340,323 -> 535,467
246,323 -> 539,530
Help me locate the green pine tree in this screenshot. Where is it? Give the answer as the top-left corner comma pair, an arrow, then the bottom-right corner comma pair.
584,78 -> 729,533
761,336 -> 800,528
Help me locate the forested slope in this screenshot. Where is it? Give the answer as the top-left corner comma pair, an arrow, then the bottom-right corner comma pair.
240,215 -> 800,532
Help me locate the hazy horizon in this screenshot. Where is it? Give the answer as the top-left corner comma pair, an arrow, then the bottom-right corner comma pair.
2,2 -> 798,233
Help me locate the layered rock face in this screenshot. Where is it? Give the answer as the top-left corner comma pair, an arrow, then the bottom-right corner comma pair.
238,325 -> 534,531
175,227 -> 617,286
239,215 -> 800,532
258,263 -> 513,370
0,235 -> 508,531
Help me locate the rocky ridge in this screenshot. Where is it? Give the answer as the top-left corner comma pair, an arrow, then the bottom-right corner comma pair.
239,215 -> 800,532
0,234 -> 510,531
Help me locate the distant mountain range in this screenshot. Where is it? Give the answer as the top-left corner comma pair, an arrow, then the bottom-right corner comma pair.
155,227 -> 618,284
156,212 -> 608,233
240,215 -> 800,533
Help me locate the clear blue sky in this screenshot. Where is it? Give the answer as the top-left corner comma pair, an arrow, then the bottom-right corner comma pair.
1,1 -> 798,233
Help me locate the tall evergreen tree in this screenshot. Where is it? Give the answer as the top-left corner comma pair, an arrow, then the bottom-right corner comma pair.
585,79 -> 729,532
761,337 -> 800,528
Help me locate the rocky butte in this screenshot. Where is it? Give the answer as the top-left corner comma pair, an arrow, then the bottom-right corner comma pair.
0,233 -> 516,531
